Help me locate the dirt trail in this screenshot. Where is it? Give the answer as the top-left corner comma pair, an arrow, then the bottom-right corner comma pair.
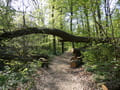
34,52 -> 99,90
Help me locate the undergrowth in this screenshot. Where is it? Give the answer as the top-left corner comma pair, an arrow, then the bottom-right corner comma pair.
0,59 -> 42,90
82,43 -> 120,89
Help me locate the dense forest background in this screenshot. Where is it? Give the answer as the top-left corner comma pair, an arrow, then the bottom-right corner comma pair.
0,0 -> 120,89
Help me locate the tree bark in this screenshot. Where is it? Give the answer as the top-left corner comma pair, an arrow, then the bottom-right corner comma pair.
70,0 -> 75,48
52,0 -> 57,55
0,27 -> 117,43
84,8 -> 90,37
60,8 -> 64,53
61,41 -> 64,53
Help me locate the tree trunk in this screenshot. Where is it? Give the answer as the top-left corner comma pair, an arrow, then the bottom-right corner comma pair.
80,13 -> 85,32
53,35 -> 56,54
90,0 -> 99,37
60,8 -> 64,53
52,0 -> 57,55
61,41 -> 64,53
94,0 -> 108,38
70,0 -> 75,48
0,27 -> 116,43
104,0 -> 109,27
84,6 -> 90,37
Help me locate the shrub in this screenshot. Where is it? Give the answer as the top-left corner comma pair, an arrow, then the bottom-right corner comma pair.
82,43 -> 120,82
0,60 -> 42,89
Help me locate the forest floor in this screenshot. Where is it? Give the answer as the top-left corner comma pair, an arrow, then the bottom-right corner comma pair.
33,52 -> 100,90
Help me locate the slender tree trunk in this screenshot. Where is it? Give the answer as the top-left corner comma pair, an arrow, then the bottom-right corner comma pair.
60,8 -> 64,53
104,0 -> 109,27
107,0 -> 114,38
93,11 -> 99,37
90,0 -> 99,37
96,1 -> 103,37
52,0 -> 57,55
81,14 -> 85,32
61,41 -> 64,53
109,14 -> 114,38
96,0 -> 108,37
84,6 -> 90,37
5,0 -> 12,31
70,0 -> 75,48
22,0 -> 27,57
104,0 -> 114,38
53,35 -> 56,54
104,0 -> 109,36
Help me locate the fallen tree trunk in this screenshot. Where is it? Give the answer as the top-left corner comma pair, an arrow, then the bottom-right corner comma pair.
0,27 -> 117,43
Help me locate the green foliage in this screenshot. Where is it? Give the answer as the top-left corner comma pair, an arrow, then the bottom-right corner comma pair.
0,5 -> 15,30
83,43 -> 120,82
0,0 -> 120,89
0,60 -> 42,89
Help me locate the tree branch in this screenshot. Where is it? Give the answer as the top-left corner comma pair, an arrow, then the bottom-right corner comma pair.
0,27 -> 116,43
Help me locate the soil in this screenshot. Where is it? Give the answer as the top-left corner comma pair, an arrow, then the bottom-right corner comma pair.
33,52 -> 100,90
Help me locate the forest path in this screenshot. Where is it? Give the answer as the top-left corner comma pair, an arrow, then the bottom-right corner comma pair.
34,52 -> 99,90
